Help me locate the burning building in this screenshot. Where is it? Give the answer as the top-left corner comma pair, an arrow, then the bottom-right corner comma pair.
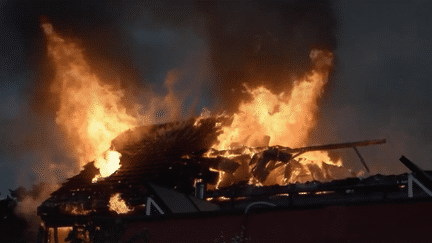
36,118 -> 432,243
34,18 -> 432,243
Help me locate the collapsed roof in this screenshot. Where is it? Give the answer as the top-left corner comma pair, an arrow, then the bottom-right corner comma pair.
38,116 -> 387,226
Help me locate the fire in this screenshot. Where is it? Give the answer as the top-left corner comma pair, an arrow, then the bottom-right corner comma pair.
211,50 -> 341,186
214,50 -> 332,150
62,203 -> 92,215
41,20 -> 340,190
109,193 -> 132,214
93,149 -> 122,183
41,21 -> 139,178
58,227 -> 73,243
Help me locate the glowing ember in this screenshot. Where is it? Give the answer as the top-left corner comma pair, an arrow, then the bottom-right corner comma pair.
57,227 -> 73,242
41,21 -> 139,173
218,196 -> 231,201
109,193 -> 132,214
62,203 -> 92,215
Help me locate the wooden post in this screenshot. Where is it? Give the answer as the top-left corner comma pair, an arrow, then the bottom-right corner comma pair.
36,226 -> 45,243
54,227 -> 59,243
44,227 -> 49,243
352,146 -> 370,173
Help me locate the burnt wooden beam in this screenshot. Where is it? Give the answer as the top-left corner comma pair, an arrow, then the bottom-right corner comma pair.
196,157 -> 240,173
287,139 -> 386,155
207,176 -> 405,199
400,156 -> 432,191
250,148 -> 292,182
352,146 -> 370,173
209,139 -> 386,158
54,227 -> 59,243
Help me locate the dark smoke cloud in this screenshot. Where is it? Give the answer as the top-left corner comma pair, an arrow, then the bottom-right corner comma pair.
3,0 -> 146,114
3,0 -> 339,116
109,0 -> 338,113
196,0 -> 338,112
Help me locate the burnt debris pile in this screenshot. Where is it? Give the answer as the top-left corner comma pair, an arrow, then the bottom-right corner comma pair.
37,117 -> 395,243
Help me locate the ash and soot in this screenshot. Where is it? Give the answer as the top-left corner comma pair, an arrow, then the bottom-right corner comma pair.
1,1 -> 394,242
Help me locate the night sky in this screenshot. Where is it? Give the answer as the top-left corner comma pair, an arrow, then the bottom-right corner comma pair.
0,0 -> 431,198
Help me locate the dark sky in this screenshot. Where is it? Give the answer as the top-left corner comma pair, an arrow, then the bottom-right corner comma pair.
0,0 -> 431,196
313,0 -> 432,175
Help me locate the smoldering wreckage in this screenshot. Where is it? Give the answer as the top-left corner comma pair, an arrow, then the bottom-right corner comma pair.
24,20 -> 432,243
36,117 -> 432,243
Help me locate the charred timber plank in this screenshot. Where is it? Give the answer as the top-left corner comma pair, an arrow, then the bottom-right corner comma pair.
251,149 -> 292,182
212,139 -> 386,156
197,157 -> 240,173
352,146 -> 370,173
286,139 -> 386,154
54,227 -> 59,243
207,173 -> 405,198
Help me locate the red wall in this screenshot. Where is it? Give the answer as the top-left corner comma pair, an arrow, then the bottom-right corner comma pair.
121,201 -> 432,243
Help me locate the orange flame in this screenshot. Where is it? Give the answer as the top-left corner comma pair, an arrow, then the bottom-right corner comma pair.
109,193 -> 132,214
212,50 -> 340,186
41,22 -> 139,178
214,50 -> 332,150
92,150 -> 122,183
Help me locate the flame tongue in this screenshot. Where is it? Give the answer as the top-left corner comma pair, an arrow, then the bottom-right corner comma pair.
109,193 -> 132,214
210,50 -> 340,186
92,149 -> 122,183
41,21 -> 138,178
214,50 -> 333,150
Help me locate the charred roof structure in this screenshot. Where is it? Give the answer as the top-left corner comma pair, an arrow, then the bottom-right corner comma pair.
37,118 -> 432,243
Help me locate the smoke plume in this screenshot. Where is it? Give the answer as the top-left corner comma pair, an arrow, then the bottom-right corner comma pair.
195,1 -> 337,112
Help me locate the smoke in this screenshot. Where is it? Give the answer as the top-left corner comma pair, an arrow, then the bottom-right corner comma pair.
3,0 -> 339,120
310,0 -> 432,174
110,0 -> 338,114
195,1 -> 338,112
12,183 -> 59,242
